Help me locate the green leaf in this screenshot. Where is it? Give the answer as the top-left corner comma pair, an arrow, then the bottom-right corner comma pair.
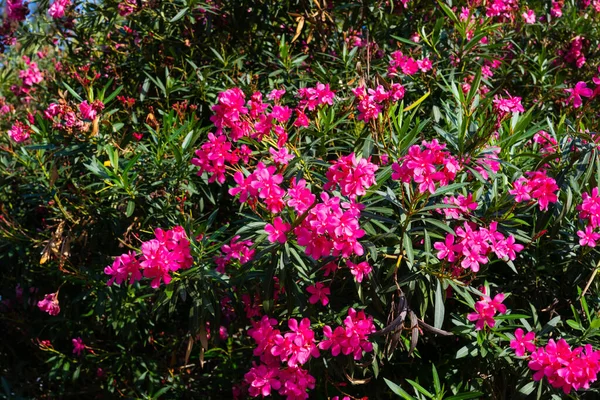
384,378 -> 417,399
62,81 -> 83,102
405,379 -> 434,399
434,280 -> 445,329
170,7 -> 189,22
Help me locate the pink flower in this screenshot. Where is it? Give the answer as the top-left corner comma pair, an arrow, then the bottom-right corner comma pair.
79,100 -> 104,120
467,292 -> 506,330
509,170 -> 559,211
245,364 -> 281,397
522,9 -> 536,23
267,88 -> 286,101
269,147 -> 294,165
510,328 -> 536,357
578,188 -> 600,229
297,83 -> 335,110
7,0 -> 28,21
7,121 -> 31,143
392,139 -> 460,194
48,0 -> 71,18
434,233 -> 460,262
565,81 -> 593,108
37,293 -> 60,316
319,308 -> 376,360
493,93 -> 525,115
577,226 -> 600,247
265,217 -> 291,244
528,339 -> 600,394
221,235 -> 255,265
286,178 -> 315,213
324,153 -> 378,197
72,337 -> 86,356
104,251 -> 142,286
347,260 -> 372,283
306,282 -> 330,306
19,62 -> 43,87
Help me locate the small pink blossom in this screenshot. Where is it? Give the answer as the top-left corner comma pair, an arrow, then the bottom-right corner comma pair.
72,337 -> 86,356
347,260 -> 372,283
565,81 -> 593,108
37,293 -> 60,316
522,9 -> 536,24
306,282 -> 330,306
510,328 -> 536,357
265,217 -> 291,244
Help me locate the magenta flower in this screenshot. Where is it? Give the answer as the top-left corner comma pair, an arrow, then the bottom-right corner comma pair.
319,308 -> 376,360
269,146 -> 294,165
306,282 -> 330,306
7,121 -> 31,143
467,292 -> 506,330
577,226 -> 600,247
522,9 -> 536,24
565,81 -> 593,108
347,260 -> 372,283
510,328 -> 536,357
7,0 -> 28,21
265,217 -> 291,244
104,251 -> 142,286
48,0 -> 71,18
37,293 -> 60,316
324,152 -> 378,197
244,364 -> 281,397
72,337 -> 86,356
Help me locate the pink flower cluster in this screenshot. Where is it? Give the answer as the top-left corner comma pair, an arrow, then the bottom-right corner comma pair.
485,0 -> 519,21
324,153 -> 378,197
193,85 -> 336,184
297,83 -> 335,111
319,308 -> 376,360
493,93 -> 524,118
43,101 -> 104,131
561,36 -> 586,68
192,132 -> 251,184
392,139 -> 460,194
509,170 -> 559,211
246,316 -> 318,399
438,193 -> 478,219
388,50 -> 432,76
434,222 -> 524,273
230,162 -> 286,213
104,226 -> 193,288
294,193 -> 365,260
19,58 -> 43,87
7,121 -> 31,143
576,188 -> 600,247
528,339 -> 600,394
351,84 -> 405,122
214,235 -> 255,273
467,292 -> 506,330
551,0 -> 564,17
7,0 -> 28,22
37,292 -> 60,316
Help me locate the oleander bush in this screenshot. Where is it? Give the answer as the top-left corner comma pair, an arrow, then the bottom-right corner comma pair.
2,0 -> 600,399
